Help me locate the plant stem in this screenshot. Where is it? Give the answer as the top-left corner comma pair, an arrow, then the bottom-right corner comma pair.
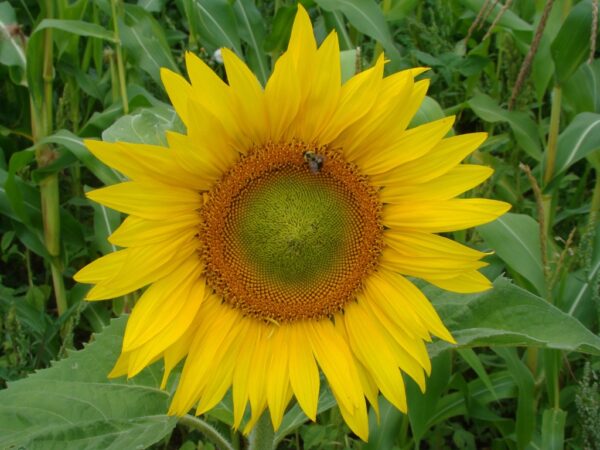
543,85 -> 562,185
110,0 -> 128,114
179,415 -> 235,450
590,170 -> 600,229
248,411 -> 274,450
32,0 -> 68,317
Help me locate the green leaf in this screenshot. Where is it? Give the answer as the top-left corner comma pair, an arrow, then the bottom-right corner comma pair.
0,2 -> 26,71
551,112 -> 600,176
0,316 -> 177,449
363,396 -> 405,450
495,347 -> 535,449
410,96 -> 446,128
233,0 -> 269,84
460,0 -> 532,32
35,130 -> 122,186
468,93 -> 542,160
563,59 -> 600,114
478,213 -> 546,296
273,386 -> 336,445
566,223 -> 600,316
340,48 -> 357,83
551,0 -> 594,84
102,105 -> 184,146
428,277 -> 600,356
405,351 -> 453,443
541,408 -> 566,450
314,0 -> 401,62
121,5 -> 179,84
34,18 -> 116,42
185,0 -> 243,55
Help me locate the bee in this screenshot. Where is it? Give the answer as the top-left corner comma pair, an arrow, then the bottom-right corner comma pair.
303,151 -> 325,174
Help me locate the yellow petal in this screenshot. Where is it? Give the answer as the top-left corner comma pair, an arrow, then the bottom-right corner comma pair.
161,325 -> 196,389
288,323 -> 320,421
86,181 -> 201,220
355,116 -> 455,175
371,132 -> 488,185
160,68 -> 194,125
379,246 -> 487,279
109,214 -> 199,248
265,52 -> 301,142
84,140 -> 206,190
221,48 -> 267,145
377,270 -> 455,343
427,270 -> 492,293
344,301 -> 407,412
319,54 -> 385,144
296,31 -> 341,143
381,165 -> 494,202
287,4 -> 317,70
232,324 -> 261,428
267,326 -> 291,430
73,249 -> 128,285
384,199 -> 511,233
86,233 -> 198,300
122,260 -> 204,352
304,319 -> 363,413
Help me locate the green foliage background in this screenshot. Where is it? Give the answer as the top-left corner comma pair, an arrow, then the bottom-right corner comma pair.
0,0 -> 599,449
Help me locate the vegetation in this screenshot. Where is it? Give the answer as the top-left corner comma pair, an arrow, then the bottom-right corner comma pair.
0,0 -> 599,448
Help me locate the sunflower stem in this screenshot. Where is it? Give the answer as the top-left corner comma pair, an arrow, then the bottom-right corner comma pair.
179,415 -> 235,450
110,0 -> 128,114
248,411 -> 274,450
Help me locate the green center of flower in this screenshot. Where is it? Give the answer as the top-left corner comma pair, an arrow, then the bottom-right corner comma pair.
231,170 -> 353,286
201,142 -> 383,322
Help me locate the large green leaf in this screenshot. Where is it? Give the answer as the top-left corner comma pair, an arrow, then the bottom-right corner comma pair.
233,0 -> 269,84
563,59 -> 600,114
185,0 -> 243,55
460,0 -> 532,32
314,0 -> 401,62
33,130 -> 123,186
551,112 -> 600,176
0,316 -> 177,450
468,93 -> 542,160
0,2 -> 26,71
34,19 -> 116,42
102,104 -> 184,146
551,0 -> 594,84
478,213 -> 546,296
428,277 -> 600,356
120,4 -> 179,84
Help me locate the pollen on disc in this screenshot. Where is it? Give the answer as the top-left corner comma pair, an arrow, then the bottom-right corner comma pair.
201,142 -> 383,323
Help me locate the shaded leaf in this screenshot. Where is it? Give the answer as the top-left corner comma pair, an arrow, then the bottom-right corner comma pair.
551,0 -> 594,85
468,93 -> 542,160
102,105 -> 184,146
563,59 -> 600,114
233,0 -> 269,84
478,213 -> 546,296
428,277 -> 600,356
120,5 -> 179,84
552,112 -> 600,176
34,19 -> 116,42
314,0 -> 401,61
185,0 -> 243,55
0,316 -> 177,450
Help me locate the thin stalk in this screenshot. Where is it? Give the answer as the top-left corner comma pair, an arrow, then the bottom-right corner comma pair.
590,170 -> 600,229
541,85 -> 562,240
248,411 -> 274,450
543,86 -> 562,185
33,0 -> 68,317
178,415 -> 235,450
110,0 -> 128,114
372,0 -> 391,63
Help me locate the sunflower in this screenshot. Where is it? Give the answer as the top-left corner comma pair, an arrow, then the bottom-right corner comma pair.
74,5 -> 509,440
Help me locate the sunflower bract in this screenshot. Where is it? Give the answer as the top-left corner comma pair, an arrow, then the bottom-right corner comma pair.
74,5 -> 510,441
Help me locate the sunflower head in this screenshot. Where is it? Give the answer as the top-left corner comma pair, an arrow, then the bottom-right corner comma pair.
75,4 -> 510,441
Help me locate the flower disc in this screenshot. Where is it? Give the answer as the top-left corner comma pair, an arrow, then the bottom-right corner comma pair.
201,143 -> 382,322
